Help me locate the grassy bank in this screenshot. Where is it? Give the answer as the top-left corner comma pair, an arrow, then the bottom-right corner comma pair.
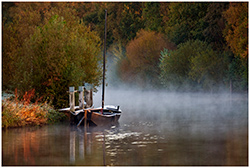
2,90 -> 66,129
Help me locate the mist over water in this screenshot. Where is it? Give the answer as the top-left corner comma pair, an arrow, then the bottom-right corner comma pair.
2,65 -> 248,166
94,84 -> 248,135
92,84 -> 248,165
2,85 -> 247,165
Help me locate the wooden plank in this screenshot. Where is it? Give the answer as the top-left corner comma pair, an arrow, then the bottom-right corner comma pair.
59,106 -> 80,112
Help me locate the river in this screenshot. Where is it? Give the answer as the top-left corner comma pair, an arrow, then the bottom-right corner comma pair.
2,90 -> 248,166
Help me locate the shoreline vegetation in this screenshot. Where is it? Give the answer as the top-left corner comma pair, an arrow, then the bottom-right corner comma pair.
2,89 -> 66,129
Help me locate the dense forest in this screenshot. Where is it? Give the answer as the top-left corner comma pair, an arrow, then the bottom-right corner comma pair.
2,2 -> 248,108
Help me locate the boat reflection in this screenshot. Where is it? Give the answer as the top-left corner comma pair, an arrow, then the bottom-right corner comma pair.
69,125 -> 115,165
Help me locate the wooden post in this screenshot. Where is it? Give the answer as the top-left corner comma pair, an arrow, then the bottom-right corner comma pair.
84,109 -> 87,128
69,87 -> 75,112
78,86 -> 84,109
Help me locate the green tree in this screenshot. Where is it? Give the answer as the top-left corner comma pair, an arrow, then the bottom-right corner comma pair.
189,43 -> 226,90
142,2 -> 162,32
159,42 -> 195,90
225,52 -> 248,92
165,2 -> 209,45
159,40 -> 226,91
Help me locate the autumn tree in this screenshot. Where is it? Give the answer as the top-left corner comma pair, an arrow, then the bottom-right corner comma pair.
3,3 -> 102,107
15,14 -> 101,107
223,2 -> 248,91
223,2 -> 248,60
123,30 -> 176,87
2,2 -> 50,90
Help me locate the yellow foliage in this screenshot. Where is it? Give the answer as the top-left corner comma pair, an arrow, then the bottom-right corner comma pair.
223,2 -> 248,59
2,89 -> 52,128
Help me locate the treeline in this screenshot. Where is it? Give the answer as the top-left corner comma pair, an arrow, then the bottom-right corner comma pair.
2,2 -> 248,107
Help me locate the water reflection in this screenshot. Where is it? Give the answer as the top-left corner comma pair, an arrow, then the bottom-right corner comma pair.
2,93 -> 248,166
2,119 -> 248,166
69,129 -> 76,163
69,126 -> 105,165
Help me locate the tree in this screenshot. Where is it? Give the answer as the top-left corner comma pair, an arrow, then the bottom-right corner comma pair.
119,2 -> 144,43
203,2 -> 229,50
159,41 -> 195,90
8,6 -> 102,108
81,2 -> 144,46
223,2 -> 248,91
165,2 -> 209,45
189,42 -> 226,90
124,29 -> 176,87
159,40 -> 226,91
223,2 -> 248,59
142,2 -> 162,32
2,2 -> 50,90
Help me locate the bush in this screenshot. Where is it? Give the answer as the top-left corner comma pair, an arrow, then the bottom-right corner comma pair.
2,89 -> 66,129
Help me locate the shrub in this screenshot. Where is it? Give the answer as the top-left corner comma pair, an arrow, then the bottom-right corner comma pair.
2,89 -> 66,129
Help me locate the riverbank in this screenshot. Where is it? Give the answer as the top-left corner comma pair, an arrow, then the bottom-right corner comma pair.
2,92 -> 66,129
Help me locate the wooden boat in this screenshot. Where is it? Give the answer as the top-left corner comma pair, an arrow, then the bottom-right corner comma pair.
66,105 -> 121,126
59,10 -> 122,127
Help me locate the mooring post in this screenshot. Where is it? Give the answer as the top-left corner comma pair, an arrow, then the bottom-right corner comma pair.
84,109 -> 87,128
69,87 -> 75,112
78,86 -> 84,109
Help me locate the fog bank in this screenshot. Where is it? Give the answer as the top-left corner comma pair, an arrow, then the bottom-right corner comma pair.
93,85 -> 247,139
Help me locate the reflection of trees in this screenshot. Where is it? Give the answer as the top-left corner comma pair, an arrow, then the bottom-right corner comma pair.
3,126 -> 104,166
2,127 -> 47,165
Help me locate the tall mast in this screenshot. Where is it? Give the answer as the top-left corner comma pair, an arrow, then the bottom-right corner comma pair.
102,9 -> 107,109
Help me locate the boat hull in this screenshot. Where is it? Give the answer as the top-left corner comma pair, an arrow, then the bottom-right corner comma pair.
90,112 -> 121,126
69,105 -> 121,126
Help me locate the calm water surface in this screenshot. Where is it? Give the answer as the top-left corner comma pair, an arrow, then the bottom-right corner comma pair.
2,91 -> 248,166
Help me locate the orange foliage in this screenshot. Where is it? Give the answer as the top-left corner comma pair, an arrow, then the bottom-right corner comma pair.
126,29 -> 176,69
22,89 -> 35,105
223,2 -> 248,59
122,29 -> 176,86
7,88 -> 48,127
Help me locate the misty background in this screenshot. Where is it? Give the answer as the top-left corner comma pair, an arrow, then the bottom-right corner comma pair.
93,59 -> 248,139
